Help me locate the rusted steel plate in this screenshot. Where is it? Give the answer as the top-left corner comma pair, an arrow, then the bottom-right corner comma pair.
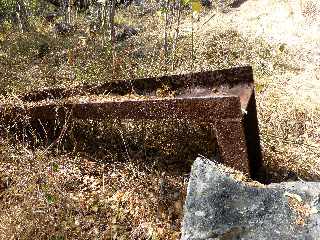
0,97 -> 251,174
3,96 -> 242,122
20,66 -> 254,102
6,96 -> 241,122
71,97 -> 243,121
215,120 -> 250,174
2,66 -> 262,178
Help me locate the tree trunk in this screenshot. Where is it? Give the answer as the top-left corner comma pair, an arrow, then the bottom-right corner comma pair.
109,0 -> 116,74
191,8 -> 194,71
109,0 -> 116,43
67,0 -> 72,24
163,0 -> 170,70
100,2 -> 108,29
60,0 -> 71,24
171,0 -> 182,71
16,0 -> 30,32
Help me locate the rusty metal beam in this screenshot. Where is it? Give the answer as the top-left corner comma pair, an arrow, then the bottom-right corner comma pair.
1,66 -> 262,177
16,96 -> 241,121
20,66 -> 254,102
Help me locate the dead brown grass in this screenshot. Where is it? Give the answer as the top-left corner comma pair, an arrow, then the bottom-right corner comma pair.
186,0 -> 320,181
0,141 -> 187,240
1,0 -> 320,239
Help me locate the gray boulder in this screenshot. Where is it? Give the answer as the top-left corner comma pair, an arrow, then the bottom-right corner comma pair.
116,25 -> 138,42
181,157 -> 320,240
53,22 -> 73,35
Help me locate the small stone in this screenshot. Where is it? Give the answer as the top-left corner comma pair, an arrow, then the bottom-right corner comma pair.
116,26 -> 138,42
53,22 -> 73,35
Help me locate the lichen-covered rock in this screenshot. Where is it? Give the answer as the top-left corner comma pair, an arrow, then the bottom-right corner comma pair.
181,157 -> 320,240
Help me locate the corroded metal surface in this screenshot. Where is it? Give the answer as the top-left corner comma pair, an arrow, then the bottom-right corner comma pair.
20,66 -> 254,102
2,66 -> 262,177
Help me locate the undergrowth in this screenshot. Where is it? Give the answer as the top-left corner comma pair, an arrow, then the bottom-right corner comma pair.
0,141 -> 186,239
1,1 -> 320,239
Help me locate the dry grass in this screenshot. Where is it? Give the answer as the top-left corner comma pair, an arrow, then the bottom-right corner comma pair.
184,0 -> 320,181
0,141 -> 187,240
0,8 -> 188,239
1,0 -> 320,239
0,114 -> 215,239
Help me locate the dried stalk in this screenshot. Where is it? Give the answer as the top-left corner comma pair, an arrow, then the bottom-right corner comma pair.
171,0 -> 182,71
163,0 -> 170,70
109,0 -> 116,75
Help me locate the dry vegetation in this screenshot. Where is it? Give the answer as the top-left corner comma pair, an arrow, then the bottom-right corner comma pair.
0,141 -> 186,239
1,0 -> 320,239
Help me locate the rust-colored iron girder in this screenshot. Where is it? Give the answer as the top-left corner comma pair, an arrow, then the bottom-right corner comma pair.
1,66 -> 262,178
20,66 -> 255,103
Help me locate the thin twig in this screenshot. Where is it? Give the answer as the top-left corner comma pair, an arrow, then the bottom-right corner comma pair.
43,109 -> 73,154
109,0 -> 116,75
117,123 -> 131,161
102,163 -> 105,193
171,0 -> 182,71
163,0 -> 170,70
201,12 -> 217,27
191,10 -> 194,71
38,119 -> 49,145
